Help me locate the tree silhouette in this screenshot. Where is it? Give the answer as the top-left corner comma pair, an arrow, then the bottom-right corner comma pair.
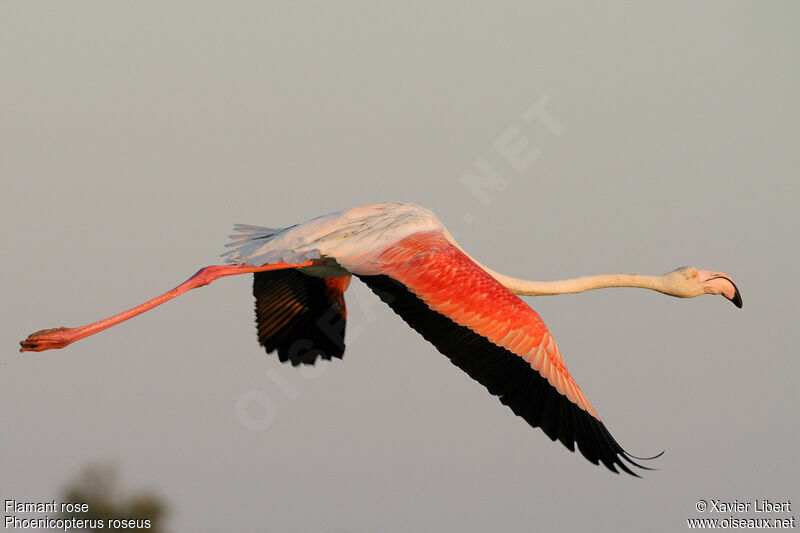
59,463 -> 168,532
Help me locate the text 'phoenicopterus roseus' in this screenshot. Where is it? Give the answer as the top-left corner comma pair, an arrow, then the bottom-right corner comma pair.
20,202 -> 742,476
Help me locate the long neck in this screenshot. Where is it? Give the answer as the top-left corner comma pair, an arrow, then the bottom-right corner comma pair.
442,229 -> 669,297
484,270 -> 669,296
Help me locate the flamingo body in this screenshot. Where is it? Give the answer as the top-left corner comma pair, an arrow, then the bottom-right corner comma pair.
221,204 -> 651,474
223,202 -> 445,275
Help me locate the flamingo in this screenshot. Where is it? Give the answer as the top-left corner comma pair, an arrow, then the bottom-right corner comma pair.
19,202 -> 741,476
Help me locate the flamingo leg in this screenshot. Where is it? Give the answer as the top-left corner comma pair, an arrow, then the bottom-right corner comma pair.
19,261 -> 318,353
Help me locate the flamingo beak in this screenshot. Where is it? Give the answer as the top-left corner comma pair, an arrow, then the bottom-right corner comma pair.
724,279 -> 743,308
700,271 -> 743,309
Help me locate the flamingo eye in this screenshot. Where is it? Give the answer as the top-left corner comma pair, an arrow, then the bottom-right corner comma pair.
691,271 -> 697,279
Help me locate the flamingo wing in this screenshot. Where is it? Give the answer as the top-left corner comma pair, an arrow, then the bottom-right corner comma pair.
357,231 -> 653,475
253,269 -> 351,365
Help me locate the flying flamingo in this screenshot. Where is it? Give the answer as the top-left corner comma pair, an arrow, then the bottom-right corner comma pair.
20,202 -> 741,476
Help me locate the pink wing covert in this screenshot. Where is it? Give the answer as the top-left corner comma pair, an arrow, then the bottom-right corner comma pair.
371,231 -> 597,417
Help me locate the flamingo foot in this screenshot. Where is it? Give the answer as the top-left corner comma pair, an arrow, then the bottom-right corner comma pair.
19,327 -> 76,352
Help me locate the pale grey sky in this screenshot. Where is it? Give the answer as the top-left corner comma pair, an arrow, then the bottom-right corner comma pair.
2,2 -> 798,532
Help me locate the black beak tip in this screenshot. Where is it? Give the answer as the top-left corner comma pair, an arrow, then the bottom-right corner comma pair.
727,283 -> 743,309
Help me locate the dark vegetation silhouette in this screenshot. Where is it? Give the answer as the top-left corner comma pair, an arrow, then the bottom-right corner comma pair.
59,463 -> 168,532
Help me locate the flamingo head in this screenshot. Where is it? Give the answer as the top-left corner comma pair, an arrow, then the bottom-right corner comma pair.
665,267 -> 742,308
